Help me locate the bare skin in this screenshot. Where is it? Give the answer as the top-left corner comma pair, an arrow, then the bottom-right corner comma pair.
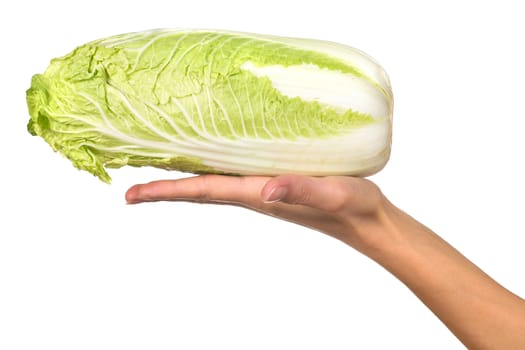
126,174 -> 525,349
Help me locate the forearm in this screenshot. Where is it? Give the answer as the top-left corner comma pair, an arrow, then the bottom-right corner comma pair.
126,175 -> 525,348
356,199 -> 525,349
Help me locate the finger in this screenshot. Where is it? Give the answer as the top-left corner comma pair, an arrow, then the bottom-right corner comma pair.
126,174 -> 270,206
126,175 -> 359,239
260,175 -> 357,213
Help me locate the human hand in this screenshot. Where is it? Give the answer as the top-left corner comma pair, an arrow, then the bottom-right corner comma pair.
126,175 -> 525,349
126,175 -> 394,255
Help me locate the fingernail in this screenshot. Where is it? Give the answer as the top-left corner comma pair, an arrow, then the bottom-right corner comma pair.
263,186 -> 287,203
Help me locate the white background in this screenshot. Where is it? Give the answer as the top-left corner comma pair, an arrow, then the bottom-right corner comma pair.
1,1 -> 524,349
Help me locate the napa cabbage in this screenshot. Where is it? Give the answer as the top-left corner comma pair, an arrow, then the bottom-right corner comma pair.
27,29 -> 393,183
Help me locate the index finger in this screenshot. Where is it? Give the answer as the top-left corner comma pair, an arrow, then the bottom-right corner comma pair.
125,174 -> 271,206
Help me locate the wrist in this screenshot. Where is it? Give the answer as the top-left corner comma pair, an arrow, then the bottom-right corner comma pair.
339,194 -> 408,261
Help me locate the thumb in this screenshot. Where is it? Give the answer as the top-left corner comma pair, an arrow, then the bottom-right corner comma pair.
260,175 -> 352,212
